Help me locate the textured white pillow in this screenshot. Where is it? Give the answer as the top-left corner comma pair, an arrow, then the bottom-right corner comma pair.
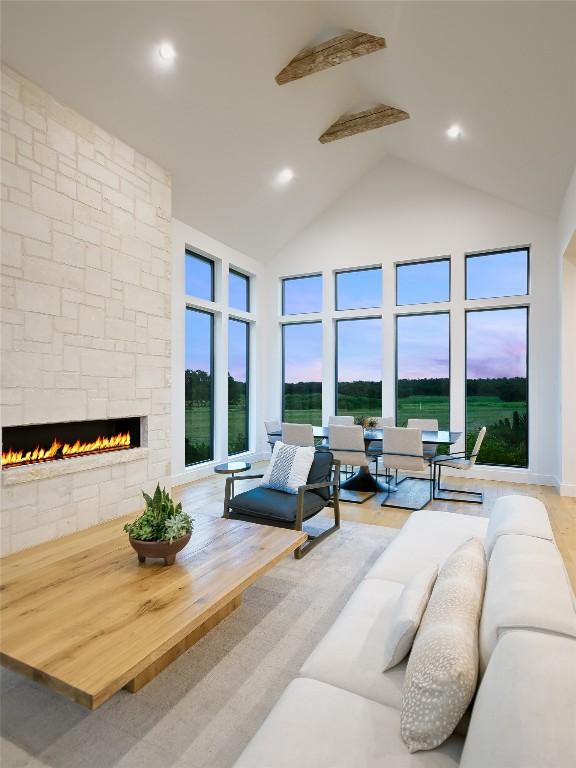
261,441 -> 315,495
382,566 -> 438,671
401,538 -> 487,753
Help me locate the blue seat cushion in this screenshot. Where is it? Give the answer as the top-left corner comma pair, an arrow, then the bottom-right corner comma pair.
229,486 -> 326,523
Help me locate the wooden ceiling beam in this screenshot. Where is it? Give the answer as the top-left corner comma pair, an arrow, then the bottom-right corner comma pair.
275,31 -> 386,86
319,104 -> 410,144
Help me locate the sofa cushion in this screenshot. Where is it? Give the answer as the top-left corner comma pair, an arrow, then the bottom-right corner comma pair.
300,578 -> 406,709
306,450 -> 333,500
383,565 -> 438,670
233,678 -> 464,768
261,441 -> 315,494
460,630 -> 576,768
401,538 -> 486,753
484,494 -> 553,557
479,534 -> 576,670
366,510 -> 488,585
229,486 -> 325,523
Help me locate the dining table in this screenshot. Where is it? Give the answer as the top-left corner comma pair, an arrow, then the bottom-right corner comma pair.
271,426 -> 462,493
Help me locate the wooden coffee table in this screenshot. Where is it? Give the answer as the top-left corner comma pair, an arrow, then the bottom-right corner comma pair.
0,514 -> 306,709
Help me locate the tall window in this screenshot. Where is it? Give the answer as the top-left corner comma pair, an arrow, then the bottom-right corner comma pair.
228,319 -> 249,455
396,258 -> 450,305
185,308 -> 214,465
335,267 -> 382,310
229,269 -> 249,312
466,307 -> 528,467
336,318 -> 382,419
466,248 -> 529,300
186,251 -> 214,300
282,323 -> 322,424
396,313 -> 450,428
282,274 -> 322,315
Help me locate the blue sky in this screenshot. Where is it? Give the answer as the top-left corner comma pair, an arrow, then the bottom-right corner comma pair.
397,260 -> 449,305
466,249 -> 528,299
228,318 -> 248,381
283,275 -> 323,314
229,271 -> 249,311
185,253 -> 213,300
283,323 -> 322,383
397,313 -> 450,379
337,268 -> 381,310
467,307 -> 527,379
337,317 -> 382,382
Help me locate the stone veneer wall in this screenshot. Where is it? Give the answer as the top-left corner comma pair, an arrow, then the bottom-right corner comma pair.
0,65 -> 172,554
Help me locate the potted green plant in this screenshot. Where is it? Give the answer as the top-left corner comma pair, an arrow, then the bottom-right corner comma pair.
124,484 -> 193,566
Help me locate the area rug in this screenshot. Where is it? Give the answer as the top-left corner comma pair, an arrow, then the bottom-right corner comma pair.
0,520 -> 396,768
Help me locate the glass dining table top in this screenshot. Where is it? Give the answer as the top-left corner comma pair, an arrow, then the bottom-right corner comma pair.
271,427 -> 462,445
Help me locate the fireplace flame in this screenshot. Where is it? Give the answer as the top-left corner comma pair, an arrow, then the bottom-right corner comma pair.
1,431 -> 131,468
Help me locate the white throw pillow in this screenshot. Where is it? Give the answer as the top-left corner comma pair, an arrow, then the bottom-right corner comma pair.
484,495 -> 553,558
261,441 -> 315,495
401,538 -> 487,753
382,566 -> 438,671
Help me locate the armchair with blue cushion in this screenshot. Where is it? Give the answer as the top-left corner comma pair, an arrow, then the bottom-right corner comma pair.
223,451 -> 340,559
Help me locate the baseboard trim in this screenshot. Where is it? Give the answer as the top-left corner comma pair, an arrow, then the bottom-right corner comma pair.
558,482 -> 576,497
440,466 -> 557,487
171,451 -> 270,488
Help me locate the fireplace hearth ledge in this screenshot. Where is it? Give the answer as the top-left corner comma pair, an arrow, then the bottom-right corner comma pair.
1,447 -> 149,487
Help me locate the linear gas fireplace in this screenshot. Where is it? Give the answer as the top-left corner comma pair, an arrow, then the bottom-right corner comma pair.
1,418 -> 142,470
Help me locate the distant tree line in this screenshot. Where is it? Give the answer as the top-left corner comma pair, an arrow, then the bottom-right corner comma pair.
185,369 -> 246,407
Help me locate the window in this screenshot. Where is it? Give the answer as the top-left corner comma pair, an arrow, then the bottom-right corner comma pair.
228,319 -> 249,455
396,258 -> 450,305
282,323 -> 322,424
335,267 -> 382,311
466,247 -> 529,300
466,307 -> 528,467
282,274 -> 322,315
396,313 -> 450,429
186,251 -> 214,301
229,269 -> 249,312
336,318 -> 382,418
185,308 -> 214,465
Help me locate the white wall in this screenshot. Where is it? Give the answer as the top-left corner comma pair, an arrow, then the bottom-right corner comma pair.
171,219 -> 268,486
558,166 -> 576,495
263,155 -> 560,485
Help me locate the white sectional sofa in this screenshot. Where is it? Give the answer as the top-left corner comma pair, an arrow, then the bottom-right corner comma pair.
234,498 -> 576,768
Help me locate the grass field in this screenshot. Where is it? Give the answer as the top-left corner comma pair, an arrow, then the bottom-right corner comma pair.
185,406 -> 247,463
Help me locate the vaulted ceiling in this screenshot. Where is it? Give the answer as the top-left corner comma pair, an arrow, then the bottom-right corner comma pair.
2,1 -> 575,260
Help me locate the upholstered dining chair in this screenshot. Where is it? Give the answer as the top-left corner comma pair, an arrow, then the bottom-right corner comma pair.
432,426 -> 487,504
328,415 -> 354,426
327,425 -> 373,502
264,420 -> 281,451
366,416 -> 394,478
282,423 -> 315,447
380,426 -> 433,511
407,418 -> 439,459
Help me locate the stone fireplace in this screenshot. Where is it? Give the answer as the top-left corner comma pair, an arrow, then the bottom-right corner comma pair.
0,65 -> 172,554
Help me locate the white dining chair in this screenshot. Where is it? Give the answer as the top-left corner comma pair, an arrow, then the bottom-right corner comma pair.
264,420 -> 281,451
365,416 -> 394,477
407,418 -> 439,459
432,427 -> 487,504
328,425 -> 373,503
328,415 -> 355,426
380,426 -> 433,510
281,423 -> 314,447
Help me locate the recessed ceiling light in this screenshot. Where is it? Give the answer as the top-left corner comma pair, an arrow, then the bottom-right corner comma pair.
276,168 -> 295,186
158,43 -> 176,61
446,124 -> 462,140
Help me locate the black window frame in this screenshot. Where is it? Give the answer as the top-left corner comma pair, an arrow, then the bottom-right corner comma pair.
395,256 -> 451,307
281,320 -> 323,422
395,310 -> 451,430
465,304 -> 529,468
465,246 -> 530,301
335,315 -> 383,416
228,317 -> 250,456
334,266 -> 383,312
281,273 -> 323,316
185,249 -> 215,302
185,306 -> 215,467
229,268 -> 250,313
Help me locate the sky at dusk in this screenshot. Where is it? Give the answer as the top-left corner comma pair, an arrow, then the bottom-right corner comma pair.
397,260 -> 450,305
397,313 -> 450,379
337,317 -> 382,382
228,318 -> 248,381
185,308 -> 212,372
337,268 -> 382,310
466,249 -> 528,299
467,307 -> 527,379
185,253 -> 213,300
229,271 -> 249,311
283,275 -> 323,314
283,323 -> 322,383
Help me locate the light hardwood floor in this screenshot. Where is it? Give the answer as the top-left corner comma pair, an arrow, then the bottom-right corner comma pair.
174,463 -> 576,591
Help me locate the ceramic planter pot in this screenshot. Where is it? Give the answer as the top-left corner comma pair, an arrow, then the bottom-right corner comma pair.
129,533 -> 191,566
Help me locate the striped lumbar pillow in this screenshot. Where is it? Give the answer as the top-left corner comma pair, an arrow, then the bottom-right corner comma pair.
261,441 -> 315,494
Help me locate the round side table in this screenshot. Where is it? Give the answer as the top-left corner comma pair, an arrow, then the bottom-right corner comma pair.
214,461 -> 252,497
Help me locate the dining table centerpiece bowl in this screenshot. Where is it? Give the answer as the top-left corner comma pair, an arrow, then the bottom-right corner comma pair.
124,484 -> 193,565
